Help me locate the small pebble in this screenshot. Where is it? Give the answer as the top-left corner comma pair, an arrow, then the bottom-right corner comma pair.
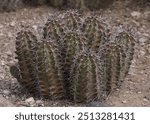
25,97 -> 35,105
3,90 -> 10,96
143,98 -> 148,102
131,11 -> 141,18
122,100 -> 127,104
137,91 -> 142,94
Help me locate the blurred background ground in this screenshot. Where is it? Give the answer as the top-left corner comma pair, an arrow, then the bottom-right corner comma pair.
0,0 -> 150,107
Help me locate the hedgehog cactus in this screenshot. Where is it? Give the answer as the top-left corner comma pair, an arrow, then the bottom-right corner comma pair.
14,30 -> 40,97
103,43 -> 122,94
43,18 -> 65,71
115,32 -> 135,82
43,19 -> 64,42
81,16 -> 107,53
36,40 -> 64,100
71,53 -> 98,103
63,32 -> 85,99
10,11 -> 135,104
63,11 -> 82,31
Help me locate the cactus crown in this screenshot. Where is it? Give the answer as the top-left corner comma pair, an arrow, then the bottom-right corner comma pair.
10,11 -> 135,104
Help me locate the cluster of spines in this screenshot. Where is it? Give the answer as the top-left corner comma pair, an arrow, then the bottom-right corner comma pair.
62,11 -> 83,32
81,16 -> 108,53
11,11 -> 135,103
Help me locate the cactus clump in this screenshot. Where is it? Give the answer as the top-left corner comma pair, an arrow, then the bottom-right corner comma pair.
10,11 -> 135,104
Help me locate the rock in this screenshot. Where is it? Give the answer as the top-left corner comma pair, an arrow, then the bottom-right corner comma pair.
139,37 -> 148,43
122,100 -> 127,104
131,11 -> 141,18
143,98 -> 148,102
25,97 -> 35,105
32,25 -> 38,30
9,21 -> 16,27
1,60 -> 5,66
36,100 -> 43,105
3,90 -> 10,96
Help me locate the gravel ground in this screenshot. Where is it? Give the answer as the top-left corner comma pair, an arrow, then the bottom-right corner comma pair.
0,0 -> 150,107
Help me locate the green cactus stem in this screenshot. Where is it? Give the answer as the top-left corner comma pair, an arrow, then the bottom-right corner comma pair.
115,32 -> 135,82
71,53 -> 98,103
81,16 -> 107,53
15,30 -> 40,97
37,40 -> 64,100
63,11 -> 82,31
63,31 -> 85,100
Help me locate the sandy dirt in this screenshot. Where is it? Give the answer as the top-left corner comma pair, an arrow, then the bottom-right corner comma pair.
0,0 -> 150,107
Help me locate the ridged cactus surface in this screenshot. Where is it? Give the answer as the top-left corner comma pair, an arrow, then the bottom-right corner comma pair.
10,11 -> 135,103
71,53 -> 99,103
36,41 -> 64,100
15,30 -> 40,97
81,16 -> 107,53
